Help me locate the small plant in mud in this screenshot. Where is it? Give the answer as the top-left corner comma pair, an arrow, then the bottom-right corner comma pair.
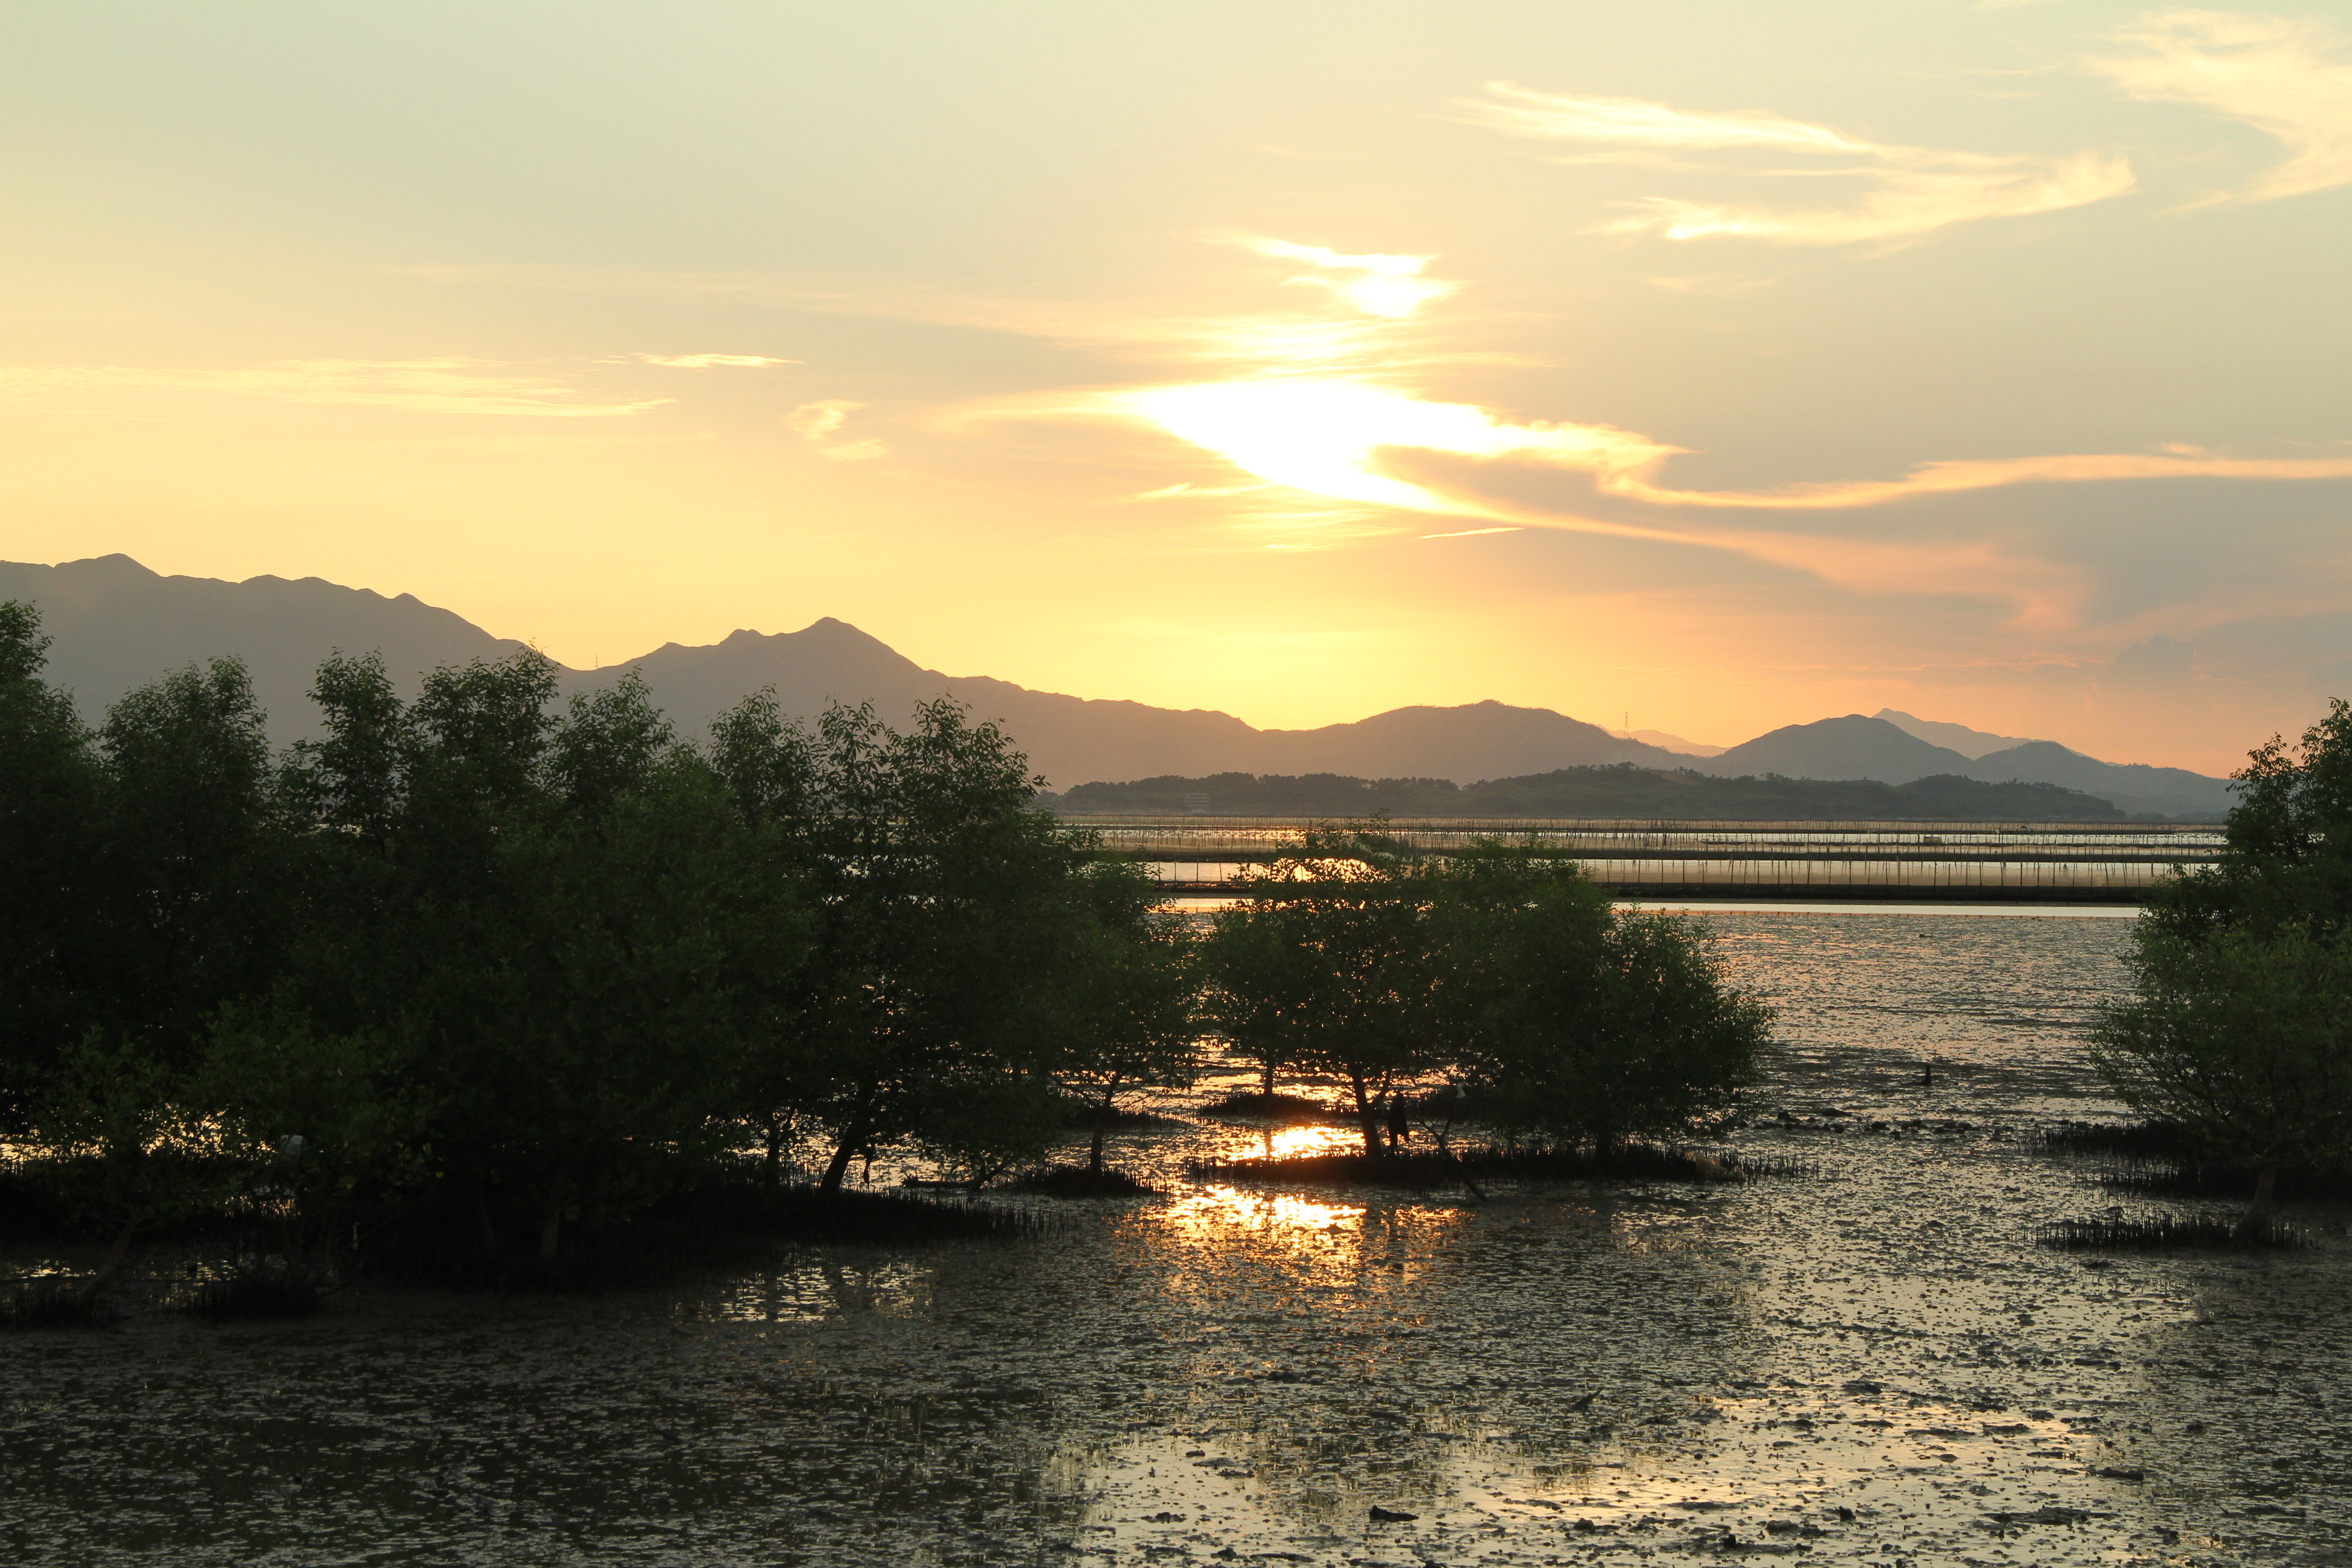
183,1260 -> 325,1321
0,1278 -> 118,1331
1006,1165 -> 1161,1198
2037,1213 -> 2306,1251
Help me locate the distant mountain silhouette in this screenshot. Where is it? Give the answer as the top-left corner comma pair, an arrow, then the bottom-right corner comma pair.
1959,740 -> 2235,818
1696,715 -> 1975,783
0,554 -> 527,739
1873,708 -> 2032,759
1061,767 -> 2127,822
0,555 -> 2236,812
1617,727 -> 1726,757
1,556 -> 1682,787
1690,713 -> 2234,818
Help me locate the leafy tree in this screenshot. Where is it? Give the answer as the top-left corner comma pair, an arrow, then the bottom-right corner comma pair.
1047,859 -> 1202,1175
1437,849 -> 1767,1151
2150,698 -> 2352,941
200,996 -> 422,1273
0,603 -> 102,1123
785,699 -> 1096,1192
28,1033 -> 220,1303
2093,922 -> 2352,1230
2093,700 -> 2352,1223
92,657 -> 287,1073
1207,828 -> 1442,1157
1200,890 -> 1321,1099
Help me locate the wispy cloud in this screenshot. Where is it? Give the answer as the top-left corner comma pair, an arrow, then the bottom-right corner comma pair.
0,359 -> 671,416
784,399 -> 887,461
783,399 -> 859,439
1617,447 -> 2352,509
635,353 -> 800,368
2092,10 -> 2352,200
1230,236 -> 1456,318
1462,84 -> 2134,246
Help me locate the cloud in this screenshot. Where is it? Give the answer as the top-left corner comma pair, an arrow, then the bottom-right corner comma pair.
1463,84 -> 2134,246
1618,447 -> 2352,509
784,399 -> 860,439
784,398 -> 887,460
635,353 -> 800,368
2092,10 -> 2352,200
1645,273 -> 1778,295
1230,236 -> 1456,318
0,359 -> 671,417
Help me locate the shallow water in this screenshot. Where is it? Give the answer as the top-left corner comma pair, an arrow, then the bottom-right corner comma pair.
6,911 -> 2348,1565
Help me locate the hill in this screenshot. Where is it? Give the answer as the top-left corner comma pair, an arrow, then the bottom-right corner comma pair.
1688,714 -> 2234,818
0,555 -> 2238,810
0,556 -> 1687,788
1056,766 -> 2129,822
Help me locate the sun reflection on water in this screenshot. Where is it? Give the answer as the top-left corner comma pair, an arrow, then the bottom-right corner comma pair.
1166,1185 -> 1367,1235
1262,1123 -> 1359,1160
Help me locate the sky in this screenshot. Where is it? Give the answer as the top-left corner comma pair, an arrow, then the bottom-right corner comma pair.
4,1 -> 2349,773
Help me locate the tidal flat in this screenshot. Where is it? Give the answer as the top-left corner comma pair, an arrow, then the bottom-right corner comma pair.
5,911 -> 2347,1566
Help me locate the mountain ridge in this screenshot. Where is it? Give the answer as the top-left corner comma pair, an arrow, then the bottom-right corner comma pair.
0,554 -> 2234,813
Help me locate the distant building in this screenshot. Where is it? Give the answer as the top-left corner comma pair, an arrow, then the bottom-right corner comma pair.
1183,792 -> 1210,814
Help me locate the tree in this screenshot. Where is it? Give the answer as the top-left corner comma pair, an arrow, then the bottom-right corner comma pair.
2093,922 -> 2352,1230
765,698 -> 1097,1193
2092,700 -> 2352,1226
1206,827 -> 1443,1157
1048,859 -> 1202,1176
91,657 -> 287,1074
0,602 -> 102,1124
1437,848 -> 1767,1151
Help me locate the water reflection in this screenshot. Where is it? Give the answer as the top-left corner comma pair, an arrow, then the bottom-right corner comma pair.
1166,1185 -> 1366,1234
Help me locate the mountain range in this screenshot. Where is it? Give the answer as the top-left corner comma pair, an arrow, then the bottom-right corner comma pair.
1,554 -> 2238,817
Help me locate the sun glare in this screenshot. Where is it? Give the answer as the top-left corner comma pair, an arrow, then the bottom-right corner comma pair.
1114,378 -> 1676,521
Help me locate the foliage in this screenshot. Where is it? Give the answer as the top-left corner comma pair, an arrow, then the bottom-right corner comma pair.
2093,700 -> 2352,1220
1203,831 -> 1766,1159
2092,923 -> 2352,1198
1205,828 -> 1446,1155
2,596 -> 1781,1288
1044,860 -> 1202,1174
2145,697 -> 2352,941
1436,848 -> 1767,1148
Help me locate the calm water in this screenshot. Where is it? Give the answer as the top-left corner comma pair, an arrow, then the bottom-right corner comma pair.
5,911 -> 2348,1565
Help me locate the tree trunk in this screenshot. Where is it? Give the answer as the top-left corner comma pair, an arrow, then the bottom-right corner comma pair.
1429,1122 -> 1489,1203
1351,1074 -> 1379,1158
78,1214 -> 140,1305
538,1185 -> 565,1265
2235,1161 -> 2281,1241
820,1085 -> 880,1196
475,1187 -> 501,1264
1089,1095 -> 1112,1176
1259,1058 -> 1276,1097
761,1112 -> 788,1190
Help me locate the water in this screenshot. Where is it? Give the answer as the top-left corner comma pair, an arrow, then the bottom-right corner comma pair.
5,911 -> 2348,1565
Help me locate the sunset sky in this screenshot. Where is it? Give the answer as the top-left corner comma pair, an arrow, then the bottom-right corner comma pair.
5,2 -> 2349,772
